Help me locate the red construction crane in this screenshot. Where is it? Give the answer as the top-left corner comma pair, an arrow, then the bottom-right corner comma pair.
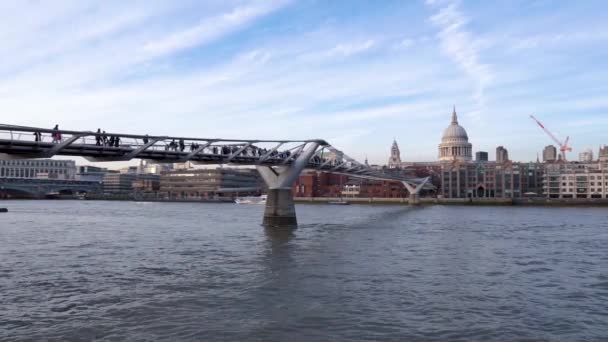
530,114 -> 572,160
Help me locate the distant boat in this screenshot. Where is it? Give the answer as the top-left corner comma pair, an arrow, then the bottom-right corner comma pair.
45,192 -> 60,199
235,195 -> 267,205
327,200 -> 350,205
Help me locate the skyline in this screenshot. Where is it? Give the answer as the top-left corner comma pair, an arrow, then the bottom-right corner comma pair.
2,0 -> 608,165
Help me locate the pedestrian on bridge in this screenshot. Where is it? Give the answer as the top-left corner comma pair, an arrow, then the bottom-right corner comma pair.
95,129 -> 102,146
33,131 -> 41,142
52,125 -> 61,143
143,135 -> 149,144
102,131 -> 108,146
179,139 -> 185,152
114,136 -> 121,148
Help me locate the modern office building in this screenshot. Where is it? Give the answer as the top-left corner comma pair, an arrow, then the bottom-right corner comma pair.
544,162 -> 608,198
579,149 -> 594,163
496,146 -> 509,163
160,167 -> 262,200
475,151 -> 488,162
102,172 -> 136,194
103,172 -> 162,195
441,161 -> 544,198
543,145 -> 557,162
77,165 -> 108,182
0,159 -> 76,179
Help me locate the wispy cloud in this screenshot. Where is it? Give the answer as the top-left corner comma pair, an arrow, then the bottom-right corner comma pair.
512,31 -> 608,50
427,0 -> 492,120
143,1 -> 289,57
326,40 -> 376,57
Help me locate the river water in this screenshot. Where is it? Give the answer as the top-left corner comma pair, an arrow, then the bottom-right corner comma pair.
1,201 -> 607,341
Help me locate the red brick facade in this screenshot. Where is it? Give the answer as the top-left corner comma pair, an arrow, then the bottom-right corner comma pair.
292,171 -> 409,198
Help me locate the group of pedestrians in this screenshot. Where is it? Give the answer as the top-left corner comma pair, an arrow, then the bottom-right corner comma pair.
31,124 -> 64,143
34,126 -> 324,166
165,139 -> 186,152
159,140 -> 300,161
33,126 -> 332,167
95,128 -> 121,147
32,124 -> 61,143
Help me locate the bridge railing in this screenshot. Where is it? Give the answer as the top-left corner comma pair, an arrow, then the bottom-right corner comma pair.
0,124 -> 433,188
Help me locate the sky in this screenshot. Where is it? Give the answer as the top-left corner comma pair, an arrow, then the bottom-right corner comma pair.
1,0 -> 608,165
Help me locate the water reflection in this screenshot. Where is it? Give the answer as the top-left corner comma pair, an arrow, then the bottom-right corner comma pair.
263,226 -> 296,246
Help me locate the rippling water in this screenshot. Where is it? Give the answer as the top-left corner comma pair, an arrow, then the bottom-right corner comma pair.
1,201 -> 608,341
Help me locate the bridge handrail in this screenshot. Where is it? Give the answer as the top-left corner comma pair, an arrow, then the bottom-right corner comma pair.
0,124 -> 328,145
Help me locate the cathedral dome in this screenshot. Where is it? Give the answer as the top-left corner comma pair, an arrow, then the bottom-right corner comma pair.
438,106 -> 473,162
441,109 -> 469,143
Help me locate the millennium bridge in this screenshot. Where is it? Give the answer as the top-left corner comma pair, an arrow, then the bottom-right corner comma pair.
0,124 -> 431,226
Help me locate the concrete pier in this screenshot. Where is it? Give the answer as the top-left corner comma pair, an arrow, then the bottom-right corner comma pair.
256,142 -> 321,227
263,189 -> 297,227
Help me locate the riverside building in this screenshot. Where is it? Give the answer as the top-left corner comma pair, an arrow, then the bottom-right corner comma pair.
0,159 -> 76,179
441,161 -> 544,198
543,162 -> 608,199
160,167 -> 262,200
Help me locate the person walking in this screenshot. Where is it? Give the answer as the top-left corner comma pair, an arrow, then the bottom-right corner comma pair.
52,125 -> 61,143
95,129 -> 102,146
102,131 -> 108,146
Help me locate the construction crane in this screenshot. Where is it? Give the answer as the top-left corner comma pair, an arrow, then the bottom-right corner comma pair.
530,114 -> 572,161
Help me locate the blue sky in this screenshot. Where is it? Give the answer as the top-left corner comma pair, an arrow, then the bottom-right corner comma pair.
1,0 -> 607,164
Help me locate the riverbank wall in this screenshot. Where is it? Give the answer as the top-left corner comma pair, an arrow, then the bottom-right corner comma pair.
294,197 -> 608,207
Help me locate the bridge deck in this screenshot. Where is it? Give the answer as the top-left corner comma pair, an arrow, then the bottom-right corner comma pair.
0,124 -> 433,187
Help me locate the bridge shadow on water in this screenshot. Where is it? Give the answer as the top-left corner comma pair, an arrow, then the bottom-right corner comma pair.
294,204 -> 430,232
263,226 -> 296,246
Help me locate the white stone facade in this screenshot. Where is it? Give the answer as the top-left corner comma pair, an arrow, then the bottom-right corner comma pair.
0,159 -> 76,180
544,163 -> 608,198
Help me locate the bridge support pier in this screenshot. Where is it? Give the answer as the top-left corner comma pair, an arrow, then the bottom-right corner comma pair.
257,142 -> 321,227
263,189 -> 297,226
402,177 -> 430,206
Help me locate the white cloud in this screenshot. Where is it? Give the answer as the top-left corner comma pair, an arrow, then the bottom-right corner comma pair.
397,38 -> 414,49
142,1 -> 288,57
427,0 -> 492,120
512,31 -> 608,50
326,40 -> 375,57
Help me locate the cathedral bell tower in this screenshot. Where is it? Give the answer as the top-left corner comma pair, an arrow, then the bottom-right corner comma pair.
388,139 -> 402,168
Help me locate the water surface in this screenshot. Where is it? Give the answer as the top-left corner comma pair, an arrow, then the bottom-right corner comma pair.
1,201 -> 607,341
